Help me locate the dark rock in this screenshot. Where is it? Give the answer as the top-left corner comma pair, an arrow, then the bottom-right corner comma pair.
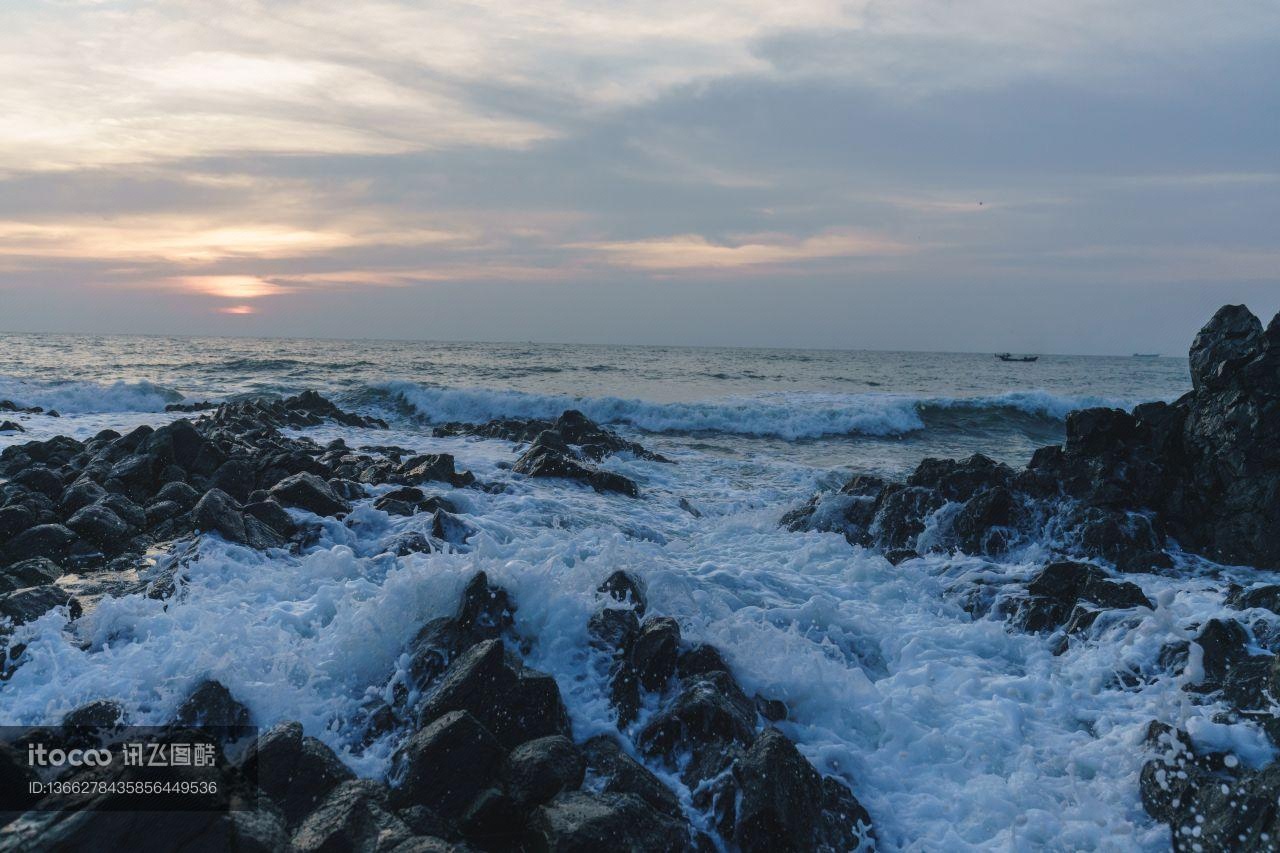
755,697 -> 788,723
1227,584 -> 1280,614
527,791 -> 692,853
291,779 -> 413,853
174,680 -> 251,727
503,735 -> 585,808
0,504 -> 35,544
65,503 -> 130,547
243,499 -> 296,536
98,493 -> 146,530
1008,561 -> 1152,633
240,721 -> 355,827
677,644 -> 729,679
588,608 -> 639,655
192,488 -> 248,543
1189,303 -> 1263,392
154,480 -> 201,510
0,421 -> 22,432
12,466 -> 64,500
733,729 -> 874,853
630,617 -> 680,692
514,447 -> 639,497
597,570 -> 646,616
1192,618 -> 1251,684
3,523 -> 77,563
144,499 -> 183,526
431,510 -> 475,547
953,486 -> 1017,555
579,735 -> 682,819
416,639 -> 570,750
391,710 -> 506,818
638,671 -> 756,785
269,473 -> 351,517
869,485 -> 943,551
211,458 -> 257,503
0,557 -> 62,593
59,481 -> 108,516
457,786 -> 524,844
63,699 -> 124,729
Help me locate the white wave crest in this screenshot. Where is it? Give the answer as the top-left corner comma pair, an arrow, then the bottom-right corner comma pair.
0,376 -> 182,414
377,382 -> 1142,441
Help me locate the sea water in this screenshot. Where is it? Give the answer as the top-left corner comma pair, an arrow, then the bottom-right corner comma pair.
4,333 -> 1267,850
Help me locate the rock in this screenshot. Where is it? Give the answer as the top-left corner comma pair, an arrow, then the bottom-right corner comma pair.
456,786 -> 524,844
503,735 -> 585,808
398,454 -> 470,487
1189,304 -> 1263,392
211,458 -> 257,503
269,473 -> 351,517
63,699 -> 125,729
597,570 -> 646,616
98,493 -> 146,531
145,500 -> 183,527
0,557 -> 62,593
588,608 -> 639,655
391,710 -> 506,818
733,729 -> 874,853
3,523 -> 77,564
513,447 -> 639,497
243,499 -> 296,536
154,480 -> 201,510
174,680 -> 251,728
0,805 -> 287,852
579,735 -> 682,819
430,510 -> 475,547
192,488 -> 248,543
59,481 -> 108,516
868,485 -> 942,551
65,503 -> 130,547
953,486 -> 1017,555
638,671 -> 756,784
0,504 -> 35,544
1007,561 -> 1152,633
0,421 -> 22,432
527,791 -> 692,852
677,644 -> 729,679
416,639 -> 570,750
1227,584 -> 1280,614
12,466 -> 64,500
240,721 -> 355,827
630,617 -> 680,692
291,779 -> 413,853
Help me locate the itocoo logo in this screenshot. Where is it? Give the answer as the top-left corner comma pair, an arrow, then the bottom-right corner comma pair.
27,743 -> 113,767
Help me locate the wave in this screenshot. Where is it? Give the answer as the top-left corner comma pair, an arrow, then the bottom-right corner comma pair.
374,382 -> 1142,441
0,377 -> 184,414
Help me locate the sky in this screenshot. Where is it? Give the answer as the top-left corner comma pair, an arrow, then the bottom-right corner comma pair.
0,0 -> 1277,354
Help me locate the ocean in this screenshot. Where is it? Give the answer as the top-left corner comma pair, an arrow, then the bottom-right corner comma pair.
3,333 -> 1251,850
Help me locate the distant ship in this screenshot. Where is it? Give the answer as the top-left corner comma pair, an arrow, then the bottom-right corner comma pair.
995,353 -> 1038,362
1133,353 -> 1160,358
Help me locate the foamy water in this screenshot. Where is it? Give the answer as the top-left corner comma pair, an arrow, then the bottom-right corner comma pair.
4,333 -> 1252,851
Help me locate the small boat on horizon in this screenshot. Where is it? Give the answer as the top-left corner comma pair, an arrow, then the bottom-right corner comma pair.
995,352 -> 1039,363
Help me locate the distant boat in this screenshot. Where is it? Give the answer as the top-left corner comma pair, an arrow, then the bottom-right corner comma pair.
995,353 -> 1039,363
1132,353 -> 1160,358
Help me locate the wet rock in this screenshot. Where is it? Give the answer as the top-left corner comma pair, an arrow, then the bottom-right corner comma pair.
0,557 -> 62,593
503,735 -> 585,808
0,505 -> 35,543
154,480 -> 201,510
908,453 -> 1014,502
398,454 -> 471,487
63,699 -> 125,729
869,485 -> 943,551
65,503 -> 130,547
0,804 -> 287,852
0,421 -> 22,433
243,499 -> 296,537
391,710 -> 506,818
1006,561 -> 1152,633
630,617 -> 680,692
240,721 -> 355,827
527,791 -> 692,853
1226,584 -> 1280,614
174,680 -> 251,728
733,729 -> 874,853
1189,303 -> 1263,392
430,510 -> 475,547
416,639 -> 570,750
291,779 -> 413,853
191,488 -> 248,543
12,466 -> 64,501
597,570 -> 646,616
588,608 -> 639,655
638,671 -> 756,785
579,735 -> 682,819
457,786 -> 525,844
677,644 -> 730,679
953,486 -> 1017,555
59,481 -> 108,516
3,523 -> 77,564
211,458 -> 257,503
269,473 -> 351,517
513,447 -> 639,497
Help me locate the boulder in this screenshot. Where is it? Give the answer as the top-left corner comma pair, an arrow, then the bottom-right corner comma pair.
192,489 -> 248,543
269,473 -> 351,517
391,710 -> 505,818
597,570 -> 646,616
0,505 -> 35,544
527,791 -> 692,852
0,557 -> 62,593
3,523 -> 77,564
291,779 -> 414,853
65,503 -> 130,547
630,617 -> 680,692
240,721 -> 355,827
503,735 -> 585,808
579,735 -> 682,819
174,680 -> 251,728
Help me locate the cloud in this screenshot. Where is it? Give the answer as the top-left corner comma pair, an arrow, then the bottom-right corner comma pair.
573,229 -> 912,271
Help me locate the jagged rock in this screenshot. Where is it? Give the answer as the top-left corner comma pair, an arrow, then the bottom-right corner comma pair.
677,644 -> 729,679
503,735 -> 585,808
59,480 -> 108,516
243,499 -> 296,536
12,466 -> 64,500
733,729 -> 874,853
638,670 -> 756,787
513,447 -> 639,497
0,804 -> 288,852
211,458 -> 257,503
175,680 -> 251,728
192,488 -> 249,543
527,791 -> 692,852
1227,584 -> 1280,614
62,699 -> 124,729
391,710 -> 506,818
953,486 -> 1017,555
431,510 -> 475,547
457,786 -> 524,844
579,735 -> 682,819
416,639 -> 570,750
0,557 -> 62,593
1005,561 -> 1152,633
588,608 -> 639,655
597,570 -> 646,616
0,505 -> 35,544
154,480 -> 201,510
240,721 -> 355,827
0,421 -> 22,433
630,617 -> 680,692
269,473 -> 351,517
291,779 -> 414,853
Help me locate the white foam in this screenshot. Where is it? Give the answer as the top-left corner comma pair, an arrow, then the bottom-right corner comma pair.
1,418 -> 1267,850
0,376 -> 181,414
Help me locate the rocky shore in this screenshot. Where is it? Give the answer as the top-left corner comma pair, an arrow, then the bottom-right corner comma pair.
0,389 -> 872,850
2,304 -> 1277,850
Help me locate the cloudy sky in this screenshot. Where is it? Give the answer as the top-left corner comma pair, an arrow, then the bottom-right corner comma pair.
0,0 -> 1276,352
